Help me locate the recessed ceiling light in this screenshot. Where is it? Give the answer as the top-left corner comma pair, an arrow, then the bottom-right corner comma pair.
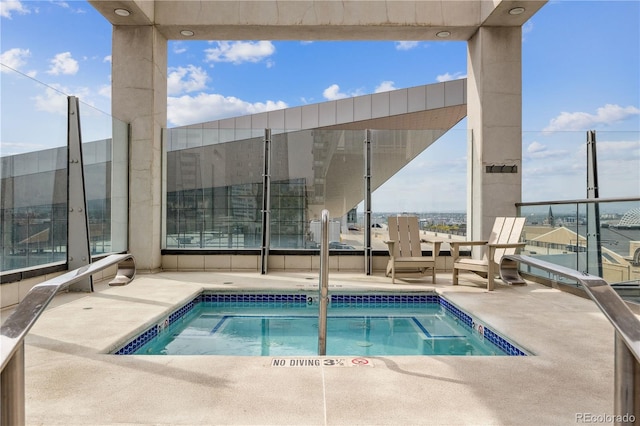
114,8 -> 130,17
180,30 -> 195,37
436,31 -> 451,38
509,7 -> 526,15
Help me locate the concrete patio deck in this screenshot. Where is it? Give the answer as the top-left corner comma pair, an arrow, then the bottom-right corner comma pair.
2,271 -> 620,425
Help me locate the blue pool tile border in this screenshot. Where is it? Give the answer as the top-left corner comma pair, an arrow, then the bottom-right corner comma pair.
113,292 -> 527,356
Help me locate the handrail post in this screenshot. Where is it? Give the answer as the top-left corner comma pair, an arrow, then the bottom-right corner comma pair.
500,254 -> 640,424
318,209 -> 329,355
1,342 -> 25,426
615,335 -> 640,425
1,254 -> 136,424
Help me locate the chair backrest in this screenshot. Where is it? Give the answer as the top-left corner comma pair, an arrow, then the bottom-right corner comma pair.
388,216 -> 422,257
487,217 -> 526,263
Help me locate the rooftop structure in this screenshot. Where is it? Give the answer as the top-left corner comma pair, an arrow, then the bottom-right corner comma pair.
88,0 -> 548,271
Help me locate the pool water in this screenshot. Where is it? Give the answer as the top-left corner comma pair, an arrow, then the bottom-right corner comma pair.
121,293 -> 526,356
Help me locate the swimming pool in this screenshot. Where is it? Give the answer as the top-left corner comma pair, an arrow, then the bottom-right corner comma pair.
113,292 -> 528,356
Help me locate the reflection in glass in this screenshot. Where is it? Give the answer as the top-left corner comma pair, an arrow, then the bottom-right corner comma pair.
164,137 -> 264,249
270,130 -> 364,249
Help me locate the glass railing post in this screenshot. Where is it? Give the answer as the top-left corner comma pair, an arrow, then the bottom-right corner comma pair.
261,129 -> 271,274
67,96 -> 92,292
586,130 -> 603,277
364,130 -> 372,275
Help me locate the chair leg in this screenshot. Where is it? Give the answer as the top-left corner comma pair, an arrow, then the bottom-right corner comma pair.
452,268 -> 458,285
487,263 -> 494,291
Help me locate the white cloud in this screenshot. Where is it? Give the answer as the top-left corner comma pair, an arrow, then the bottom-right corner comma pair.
595,140 -> 640,161
375,81 -> 396,93
172,43 -> 187,54
54,1 -> 70,10
322,84 -> 364,100
167,93 -> 287,126
205,41 -> 275,64
526,141 -> 546,154
47,52 -> 79,75
1,0 -> 29,18
323,84 -> 347,100
0,47 -> 31,72
395,41 -> 419,51
33,85 -> 72,115
524,141 -> 569,160
29,83 -> 95,116
436,72 -> 466,82
544,104 -> 640,132
167,65 -> 209,96
98,85 -> 111,99
103,55 -> 111,63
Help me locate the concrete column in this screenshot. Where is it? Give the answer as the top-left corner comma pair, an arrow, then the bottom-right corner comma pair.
466,26 -> 522,242
112,25 -> 167,272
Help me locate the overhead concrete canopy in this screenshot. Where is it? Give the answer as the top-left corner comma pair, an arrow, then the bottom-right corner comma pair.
89,0 -> 545,41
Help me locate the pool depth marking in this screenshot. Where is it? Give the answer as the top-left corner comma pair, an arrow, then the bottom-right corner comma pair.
271,357 -> 374,367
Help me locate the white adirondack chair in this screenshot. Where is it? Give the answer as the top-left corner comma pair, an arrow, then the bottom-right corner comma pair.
385,216 -> 441,284
450,217 -> 526,291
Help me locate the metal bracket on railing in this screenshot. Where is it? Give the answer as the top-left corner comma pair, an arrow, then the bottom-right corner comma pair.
499,254 -> 640,421
1,253 -> 135,426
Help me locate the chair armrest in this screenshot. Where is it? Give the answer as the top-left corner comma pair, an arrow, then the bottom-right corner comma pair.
450,240 -> 488,262
420,238 -> 442,257
487,243 -> 526,262
384,240 -> 396,256
449,240 -> 489,247
487,242 -> 526,249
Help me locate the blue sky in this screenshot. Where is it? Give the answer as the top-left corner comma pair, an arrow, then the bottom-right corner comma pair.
1,0 -> 639,212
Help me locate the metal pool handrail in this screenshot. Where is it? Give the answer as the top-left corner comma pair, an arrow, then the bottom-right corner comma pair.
318,209 -> 329,356
499,254 -> 639,421
1,253 -> 136,426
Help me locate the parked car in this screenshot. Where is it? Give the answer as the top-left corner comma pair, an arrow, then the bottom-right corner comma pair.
329,241 -> 356,250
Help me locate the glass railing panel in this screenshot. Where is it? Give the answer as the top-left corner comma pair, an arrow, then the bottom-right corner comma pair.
519,198 -> 640,286
518,202 -> 583,286
369,126 -> 468,250
163,134 -> 264,249
522,131 -> 589,202
593,131 -> 640,199
78,100 -> 129,256
270,129 -> 364,250
522,130 -> 640,202
1,66 -> 68,272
